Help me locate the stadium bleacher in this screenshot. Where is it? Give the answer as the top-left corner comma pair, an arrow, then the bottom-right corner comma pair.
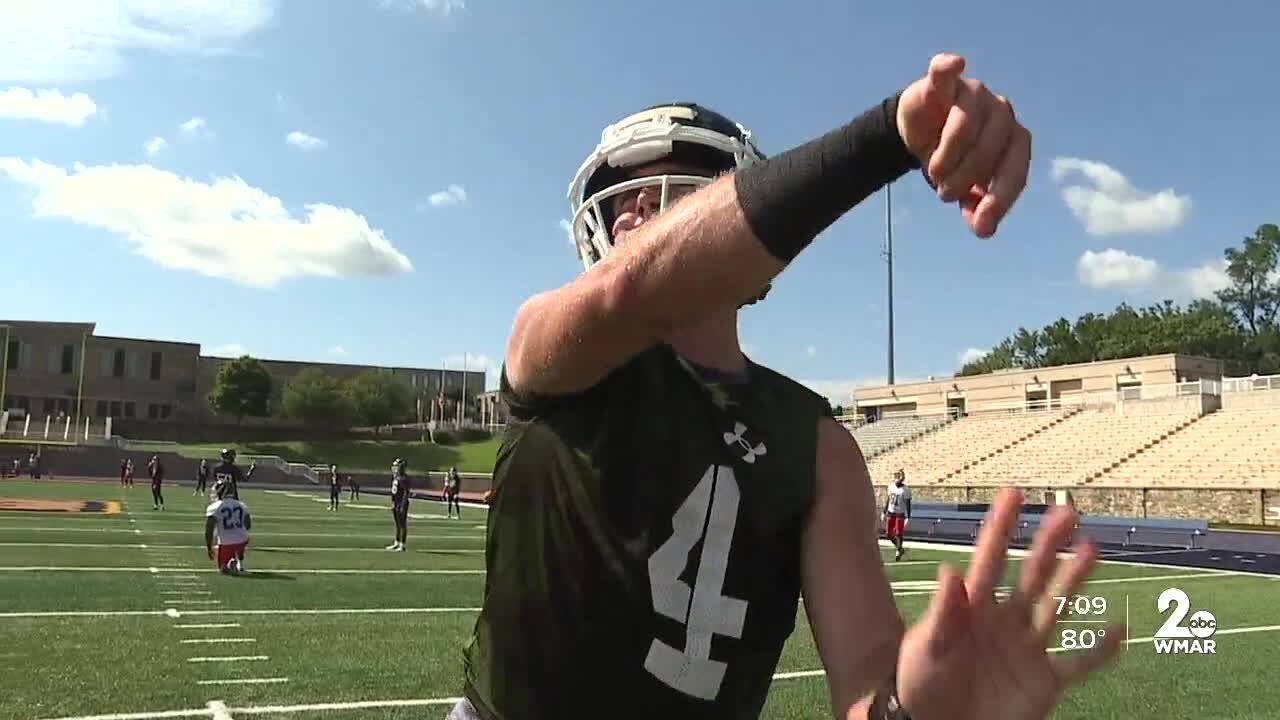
848,410 -> 954,458
1100,404 -> 1280,487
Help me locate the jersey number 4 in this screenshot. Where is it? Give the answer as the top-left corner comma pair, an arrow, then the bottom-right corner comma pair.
645,464 -> 747,700
219,506 -> 245,530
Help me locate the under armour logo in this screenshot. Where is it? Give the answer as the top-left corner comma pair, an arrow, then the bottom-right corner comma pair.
723,421 -> 767,464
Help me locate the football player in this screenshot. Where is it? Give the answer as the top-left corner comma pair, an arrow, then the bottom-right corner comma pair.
212,448 -> 245,500
329,464 -> 341,511
147,454 -> 165,511
194,459 -> 210,496
205,480 -> 251,575
884,469 -> 912,561
387,458 -> 410,551
443,465 -> 461,519
450,54 -> 1121,720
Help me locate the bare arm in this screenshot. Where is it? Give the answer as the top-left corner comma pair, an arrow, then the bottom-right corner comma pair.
802,418 -> 904,719
506,174 -> 785,398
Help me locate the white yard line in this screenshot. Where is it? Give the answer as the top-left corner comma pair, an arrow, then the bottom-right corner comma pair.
196,678 -> 288,686
0,566 -> 485,574
179,638 -> 257,644
43,618 -> 1280,720
3,606 -> 481,619
0,527 -> 484,539
770,623 -> 1280,682
187,656 -> 269,663
174,623 -> 241,629
0,541 -> 483,553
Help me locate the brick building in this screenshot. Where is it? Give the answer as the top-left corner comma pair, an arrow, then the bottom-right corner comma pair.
0,320 -> 486,427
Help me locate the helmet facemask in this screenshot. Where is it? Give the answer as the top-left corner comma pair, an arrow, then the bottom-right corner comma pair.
567,103 -> 772,307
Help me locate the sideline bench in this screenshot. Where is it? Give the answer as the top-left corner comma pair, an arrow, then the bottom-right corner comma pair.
904,503 -> 1208,549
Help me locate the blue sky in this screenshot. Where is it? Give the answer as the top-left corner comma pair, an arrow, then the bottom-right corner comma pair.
1,0 -> 1275,405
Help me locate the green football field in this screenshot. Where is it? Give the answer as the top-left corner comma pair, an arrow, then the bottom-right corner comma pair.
1,480 -> 1277,720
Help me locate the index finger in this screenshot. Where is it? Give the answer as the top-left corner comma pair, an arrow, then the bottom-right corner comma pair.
972,124 -> 1031,238
965,486 -> 1023,602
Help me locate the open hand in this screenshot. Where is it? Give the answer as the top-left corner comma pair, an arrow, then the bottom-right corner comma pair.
896,53 -> 1031,239
894,488 -> 1123,720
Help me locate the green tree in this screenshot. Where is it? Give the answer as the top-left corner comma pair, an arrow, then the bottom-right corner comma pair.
345,370 -> 414,430
207,356 -> 273,423
1216,223 -> 1280,337
281,368 -> 354,427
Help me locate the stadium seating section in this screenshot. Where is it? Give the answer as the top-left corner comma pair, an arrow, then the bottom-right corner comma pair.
848,412 -> 953,458
864,393 -> 1280,488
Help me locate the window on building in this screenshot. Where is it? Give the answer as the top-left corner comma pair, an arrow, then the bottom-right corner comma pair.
112,349 -> 126,378
56,398 -> 70,414
109,400 -> 122,416
96,400 -> 108,417
6,340 -> 18,370
124,401 -> 136,418
160,404 -> 172,419
147,403 -> 159,420
61,344 -> 75,374
42,398 -> 56,415
150,351 -> 162,380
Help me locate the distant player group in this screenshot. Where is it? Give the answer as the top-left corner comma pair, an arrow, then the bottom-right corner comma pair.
190,449 -> 468,574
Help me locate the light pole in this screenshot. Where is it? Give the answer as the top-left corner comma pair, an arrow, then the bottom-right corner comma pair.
884,183 -> 896,386
74,331 -> 88,426
0,324 -> 10,412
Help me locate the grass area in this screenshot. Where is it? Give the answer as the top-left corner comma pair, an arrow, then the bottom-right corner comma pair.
1,480 -> 1277,719
140,437 -> 502,473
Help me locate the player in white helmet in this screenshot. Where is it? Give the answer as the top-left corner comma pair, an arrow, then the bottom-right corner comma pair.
205,479 -> 251,575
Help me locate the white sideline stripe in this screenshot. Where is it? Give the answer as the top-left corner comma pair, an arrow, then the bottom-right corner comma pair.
891,570 -> 1235,598
165,600 -> 222,605
197,677 -> 288,686
0,541 -> 484,553
207,701 -> 233,720
187,655 -> 268,663
175,623 -> 241,629
180,638 -> 256,644
2,527 -> 484,540
768,623 -> 1280,682
39,628 -> 1280,719
881,539 -> 1280,579
160,591 -> 212,595
0,566 -> 485,575
3,606 -> 481,619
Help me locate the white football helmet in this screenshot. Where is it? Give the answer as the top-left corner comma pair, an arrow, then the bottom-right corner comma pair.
566,102 -> 766,273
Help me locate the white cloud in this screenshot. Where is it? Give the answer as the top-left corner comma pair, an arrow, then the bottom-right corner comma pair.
422,184 -> 466,208
380,0 -> 465,15
1051,157 -> 1191,236
0,87 -> 98,126
328,345 -> 348,356
0,157 -> 412,289
443,353 -> 496,390
1077,249 -> 1229,300
958,347 -> 986,366
805,345 -> 817,359
559,218 -> 575,248
286,131 -> 326,151
179,116 -> 208,136
209,343 -> 249,357
1077,249 -> 1160,290
143,136 -> 167,157
0,2 -> 274,85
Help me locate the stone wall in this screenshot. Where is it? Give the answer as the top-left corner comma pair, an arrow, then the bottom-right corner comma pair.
876,484 -> 1280,527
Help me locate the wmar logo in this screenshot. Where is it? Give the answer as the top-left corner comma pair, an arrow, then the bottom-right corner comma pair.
1153,587 -> 1217,655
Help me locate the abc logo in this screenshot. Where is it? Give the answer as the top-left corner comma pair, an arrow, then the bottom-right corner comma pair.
1187,610 -> 1217,639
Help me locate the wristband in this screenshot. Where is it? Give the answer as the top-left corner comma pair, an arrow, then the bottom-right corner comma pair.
734,92 -> 921,263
